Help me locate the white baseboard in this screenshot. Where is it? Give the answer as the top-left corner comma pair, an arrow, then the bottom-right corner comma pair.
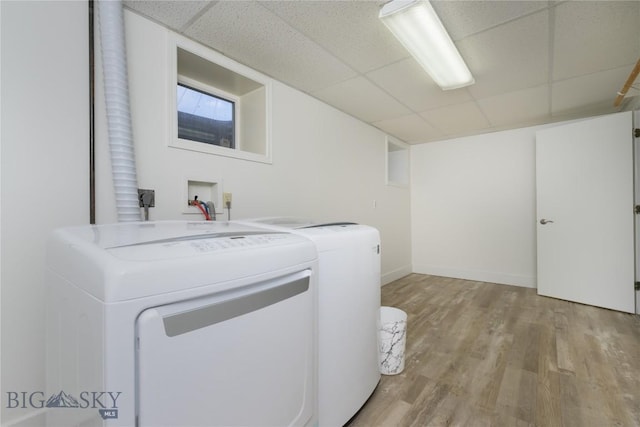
412,264 -> 536,288
381,265 -> 412,286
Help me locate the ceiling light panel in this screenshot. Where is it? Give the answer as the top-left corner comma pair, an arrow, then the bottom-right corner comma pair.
379,0 -> 474,90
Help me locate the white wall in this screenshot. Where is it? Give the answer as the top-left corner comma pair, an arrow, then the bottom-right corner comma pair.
1,4 -> 411,425
1,1 -> 89,425
411,127 -> 540,287
95,11 -> 412,283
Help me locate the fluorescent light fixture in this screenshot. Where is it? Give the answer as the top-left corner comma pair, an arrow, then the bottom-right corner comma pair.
379,0 -> 474,90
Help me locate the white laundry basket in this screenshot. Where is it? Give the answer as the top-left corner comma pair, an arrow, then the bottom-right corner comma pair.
378,306 -> 407,375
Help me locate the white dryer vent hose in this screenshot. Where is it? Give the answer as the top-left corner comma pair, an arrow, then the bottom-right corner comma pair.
97,0 -> 141,222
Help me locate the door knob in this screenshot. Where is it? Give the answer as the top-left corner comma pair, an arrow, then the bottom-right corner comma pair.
540,219 -> 554,225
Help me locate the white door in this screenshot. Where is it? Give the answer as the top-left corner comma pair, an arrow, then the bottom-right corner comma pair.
136,271 -> 315,427
536,111 -> 635,313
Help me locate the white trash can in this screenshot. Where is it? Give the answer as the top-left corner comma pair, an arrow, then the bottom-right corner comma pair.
378,306 -> 407,375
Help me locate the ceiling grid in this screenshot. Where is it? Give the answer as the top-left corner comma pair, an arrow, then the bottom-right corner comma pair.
125,0 -> 640,144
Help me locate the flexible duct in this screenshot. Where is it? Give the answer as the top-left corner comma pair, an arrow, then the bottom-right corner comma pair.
97,0 -> 140,222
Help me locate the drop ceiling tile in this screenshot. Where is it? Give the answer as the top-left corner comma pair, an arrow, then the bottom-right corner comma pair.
366,58 -> 473,112
373,114 -> 444,144
261,1 -> 409,74
126,0 -> 639,142
553,1 -> 640,80
124,1 -> 211,31
312,77 -> 411,123
420,102 -> 490,136
460,10 -> 549,99
432,0 -> 549,40
477,85 -> 550,127
184,1 -> 357,94
552,65 -> 640,115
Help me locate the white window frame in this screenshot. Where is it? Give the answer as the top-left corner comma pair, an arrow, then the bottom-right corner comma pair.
385,135 -> 410,188
167,33 -> 272,164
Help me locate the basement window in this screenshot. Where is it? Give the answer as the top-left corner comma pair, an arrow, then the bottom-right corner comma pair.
177,82 -> 236,149
386,136 -> 410,187
169,34 -> 272,164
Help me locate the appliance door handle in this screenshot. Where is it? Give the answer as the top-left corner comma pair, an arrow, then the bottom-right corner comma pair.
160,271 -> 310,337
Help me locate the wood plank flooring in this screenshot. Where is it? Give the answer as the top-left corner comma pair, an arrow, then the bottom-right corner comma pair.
346,274 -> 640,427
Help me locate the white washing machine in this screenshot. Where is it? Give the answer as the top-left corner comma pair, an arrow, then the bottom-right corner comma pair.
45,221 -> 318,427
234,218 -> 381,427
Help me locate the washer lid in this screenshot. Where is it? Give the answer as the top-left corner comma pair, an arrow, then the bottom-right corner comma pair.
242,217 -> 358,229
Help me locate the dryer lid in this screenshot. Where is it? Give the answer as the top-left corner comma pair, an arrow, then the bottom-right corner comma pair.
55,221 -> 274,249
47,221 -> 318,302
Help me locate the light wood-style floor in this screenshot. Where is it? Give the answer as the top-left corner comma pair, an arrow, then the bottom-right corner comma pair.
346,274 -> 640,427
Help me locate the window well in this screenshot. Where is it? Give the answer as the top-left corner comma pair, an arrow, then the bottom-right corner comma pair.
177,83 -> 235,148
169,36 -> 272,164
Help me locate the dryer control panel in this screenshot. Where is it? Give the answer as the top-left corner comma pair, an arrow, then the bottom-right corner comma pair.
108,232 -> 297,260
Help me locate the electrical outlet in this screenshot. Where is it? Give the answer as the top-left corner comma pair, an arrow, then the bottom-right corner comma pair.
223,192 -> 232,207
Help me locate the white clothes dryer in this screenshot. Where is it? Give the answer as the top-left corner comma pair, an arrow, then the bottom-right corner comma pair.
234,218 -> 381,427
45,221 -> 318,427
